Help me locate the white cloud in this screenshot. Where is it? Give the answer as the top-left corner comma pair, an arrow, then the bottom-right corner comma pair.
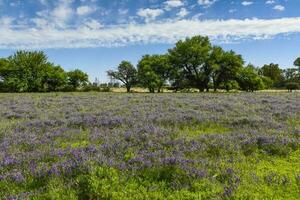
164,0 -> 184,10
273,5 -> 285,11
84,19 -> 103,29
1,17 -> 300,49
241,1 -> 253,6
137,8 -> 164,23
197,0 -> 218,7
177,8 -> 189,18
266,0 -> 275,4
51,0 -> 74,27
76,5 -> 96,15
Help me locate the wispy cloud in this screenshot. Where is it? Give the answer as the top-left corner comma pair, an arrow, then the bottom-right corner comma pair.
137,8 -> 164,23
1,17 -> 300,49
76,5 -> 96,16
197,0 -> 218,8
164,0 -> 184,10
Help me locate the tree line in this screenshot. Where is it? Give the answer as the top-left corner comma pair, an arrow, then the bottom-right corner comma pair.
0,35 -> 299,93
0,51 -> 89,92
108,35 -> 300,92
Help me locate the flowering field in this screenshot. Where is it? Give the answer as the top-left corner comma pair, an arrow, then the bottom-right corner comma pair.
0,92 -> 300,199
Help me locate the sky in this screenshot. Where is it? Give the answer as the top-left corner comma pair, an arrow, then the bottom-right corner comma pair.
0,0 -> 300,82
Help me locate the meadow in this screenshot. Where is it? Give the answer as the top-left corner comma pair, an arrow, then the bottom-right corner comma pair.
0,92 -> 300,199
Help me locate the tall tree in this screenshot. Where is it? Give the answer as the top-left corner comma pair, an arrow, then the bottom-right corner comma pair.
107,61 -> 137,92
67,69 -> 89,90
213,50 -> 244,91
168,36 -> 212,92
137,54 -> 171,93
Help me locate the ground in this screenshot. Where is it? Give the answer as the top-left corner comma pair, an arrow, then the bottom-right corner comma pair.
0,92 -> 299,199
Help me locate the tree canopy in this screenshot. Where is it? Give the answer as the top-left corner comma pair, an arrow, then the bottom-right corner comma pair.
0,51 -> 90,92
137,54 -> 171,93
107,61 -> 137,92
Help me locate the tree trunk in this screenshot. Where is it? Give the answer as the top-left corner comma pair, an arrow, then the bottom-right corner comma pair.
126,86 -> 131,93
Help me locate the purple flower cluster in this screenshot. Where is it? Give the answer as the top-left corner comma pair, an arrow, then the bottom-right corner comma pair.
0,93 -> 299,197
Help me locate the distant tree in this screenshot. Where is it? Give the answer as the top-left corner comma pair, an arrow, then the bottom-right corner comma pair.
286,82 -> 299,92
259,63 -> 284,87
168,36 -> 212,92
238,64 -> 265,92
213,50 -> 244,91
284,68 -> 298,80
107,61 -> 137,92
137,54 -> 171,93
67,69 -> 89,90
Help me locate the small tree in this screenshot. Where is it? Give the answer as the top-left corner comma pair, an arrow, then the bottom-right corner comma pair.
67,69 -> 89,90
259,63 -> 284,87
107,61 -> 137,92
42,65 -> 67,92
286,82 -> 299,92
238,65 -> 265,92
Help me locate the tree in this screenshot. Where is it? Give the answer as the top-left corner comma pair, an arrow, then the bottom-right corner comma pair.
107,61 -> 137,92
67,69 -> 89,90
168,36 -> 212,92
0,58 -> 8,91
42,65 -> 67,92
213,50 -> 244,91
286,82 -> 299,92
1,51 -> 53,92
137,54 -> 171,93
294,57 -> 300,68
259,63 -> 284,87
208,46 -> 225,92
238,64 -> 265,92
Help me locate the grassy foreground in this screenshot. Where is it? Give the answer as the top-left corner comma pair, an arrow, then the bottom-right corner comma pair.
0,92 -> 299,199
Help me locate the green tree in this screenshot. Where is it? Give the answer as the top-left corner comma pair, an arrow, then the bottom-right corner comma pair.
213,50 -> 244,91
1,51 -> 53,92
137,54 -> 171,93
238,64 -> 265,92
42,65 -> 67,92
67,69 -> 89,90
168,36 -> 212,92
259,63 -> 284,87
208,46 -> 225,92
294,57 -> 300,68
286,82 -> 299,92
107,61 -> 137,92
0,58 -> 8,91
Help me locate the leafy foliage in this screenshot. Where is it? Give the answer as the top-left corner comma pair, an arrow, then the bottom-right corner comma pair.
107,61 -> 137,92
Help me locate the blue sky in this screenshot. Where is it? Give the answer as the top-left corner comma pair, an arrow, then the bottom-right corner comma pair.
0,0 -> 300,82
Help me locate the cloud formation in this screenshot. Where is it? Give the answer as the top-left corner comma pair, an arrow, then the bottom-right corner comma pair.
1,17 -> 300,49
